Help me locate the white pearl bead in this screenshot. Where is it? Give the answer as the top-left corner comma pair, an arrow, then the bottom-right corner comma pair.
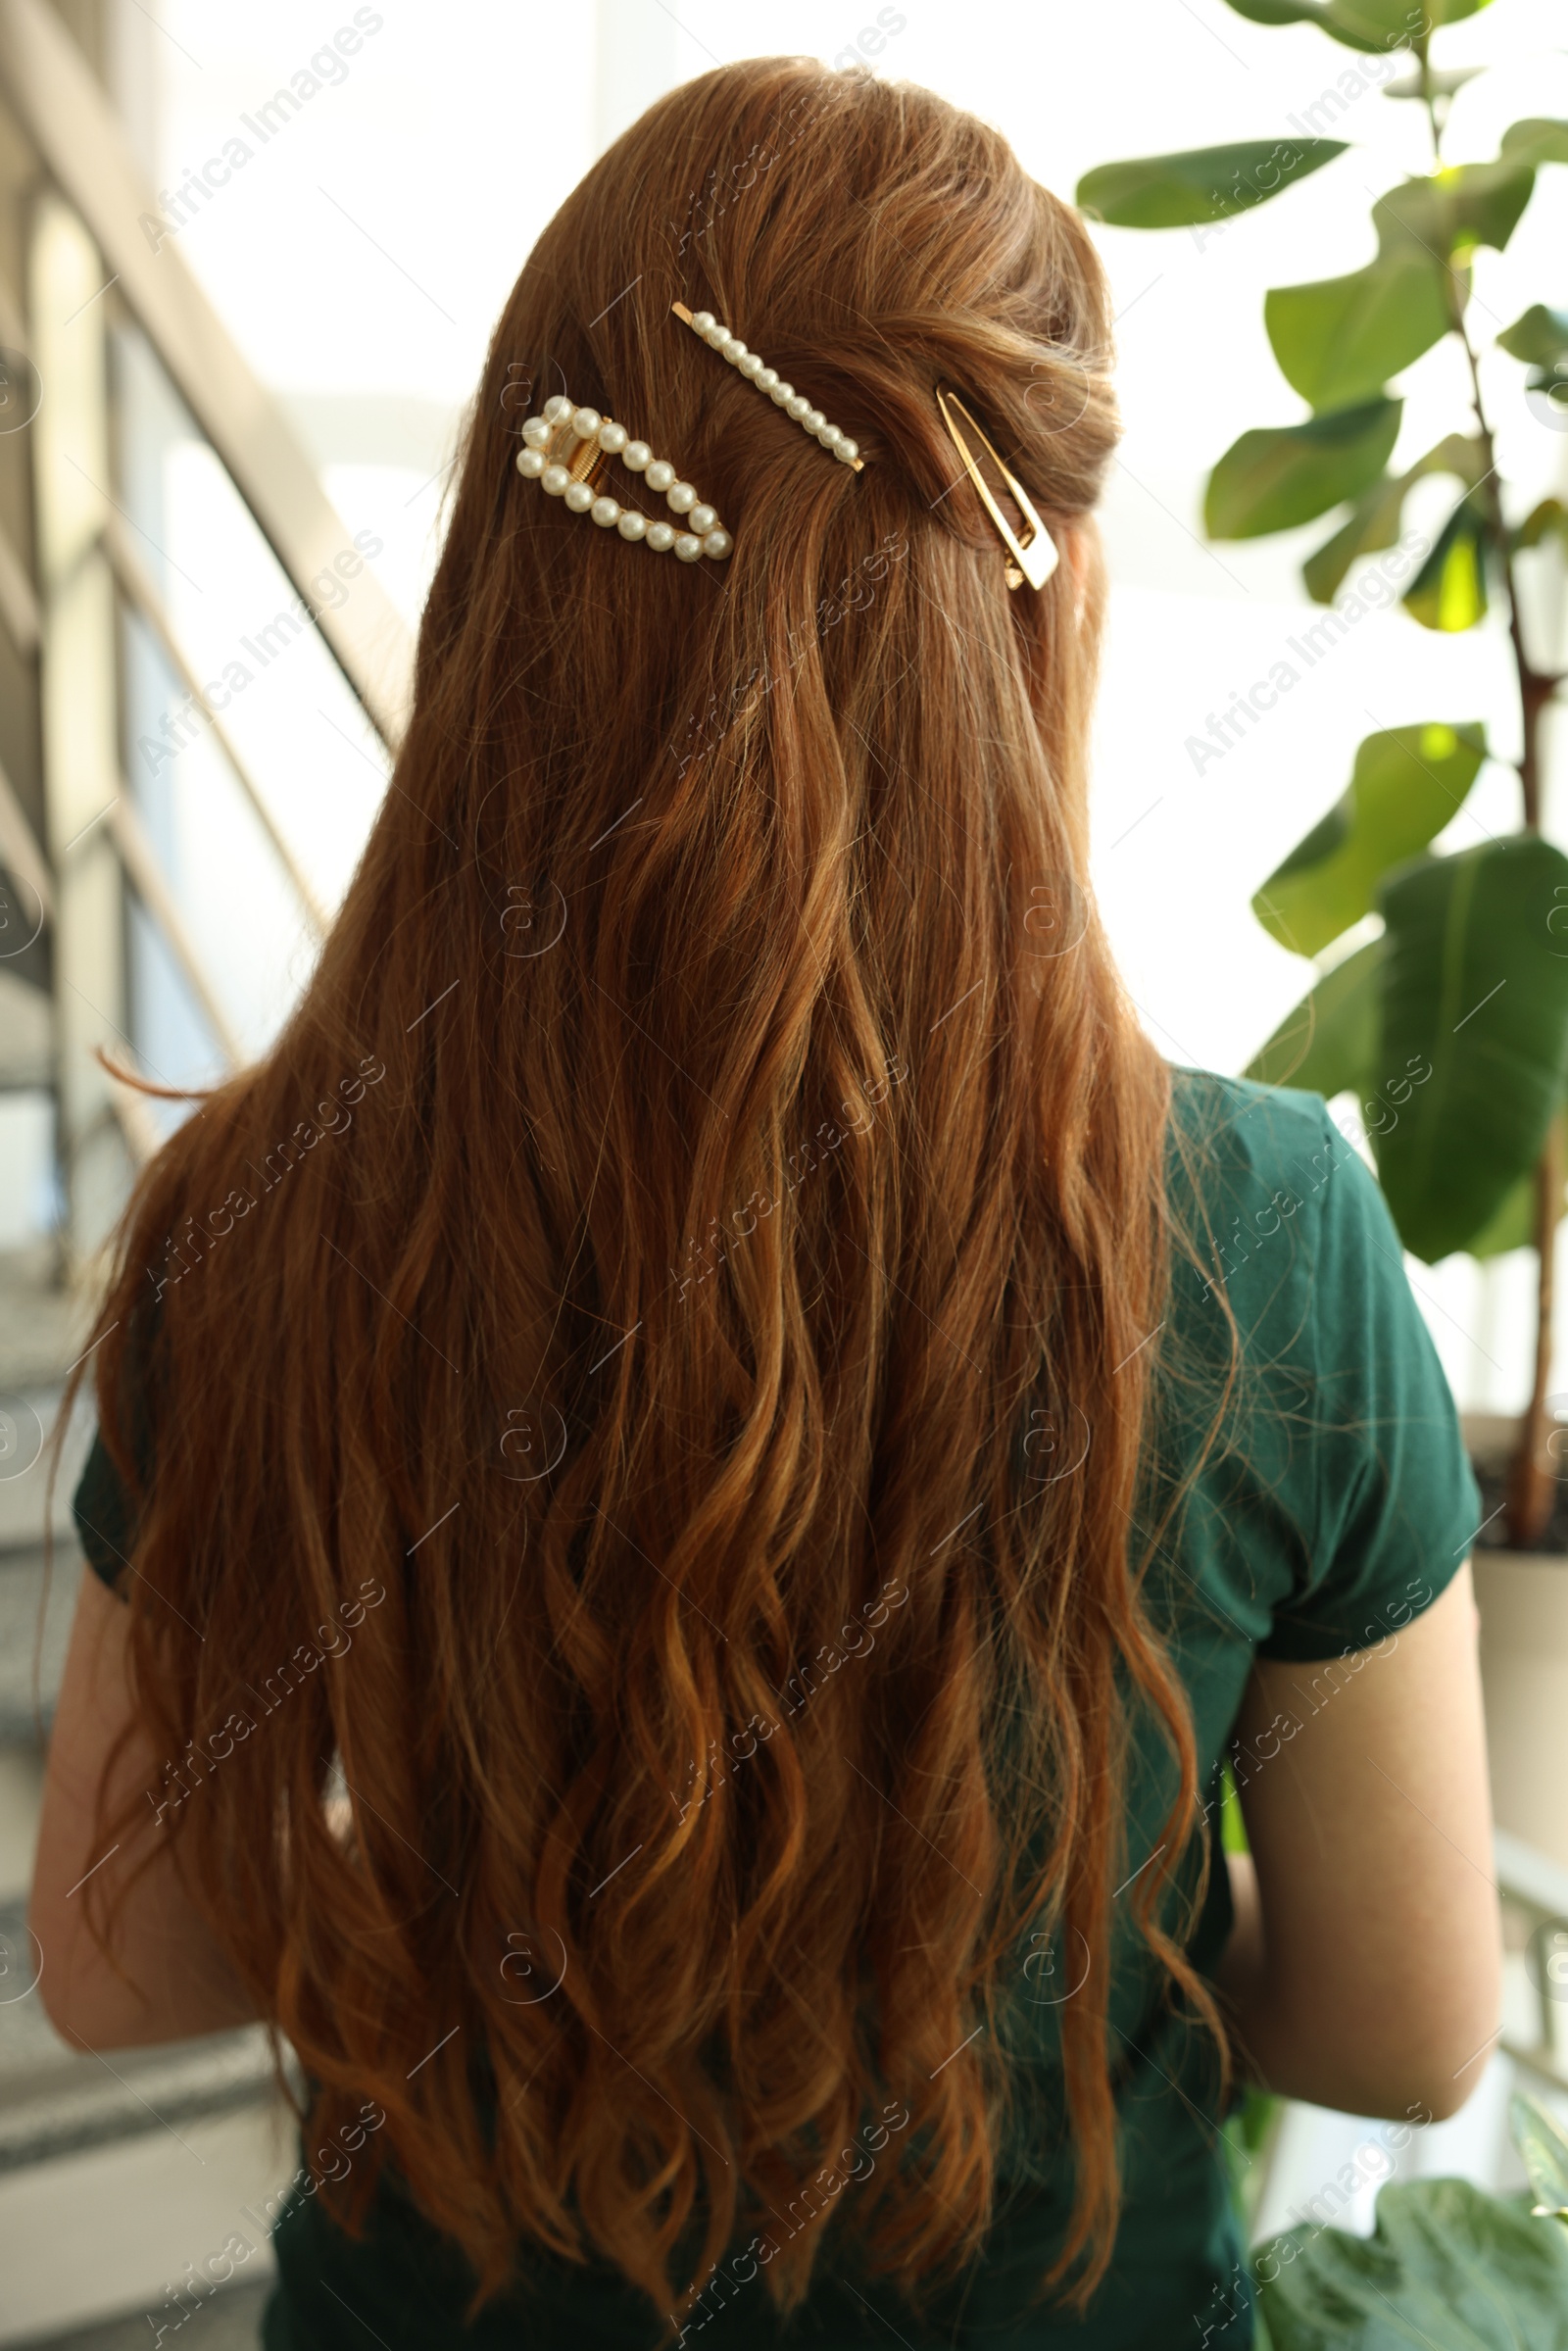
756,368 -> 778,393
771,381 -> 794,406
520,416 -> 552,449
721,337 -> 747,364
785,394 -> 810,421
689,504 -> 717,534
704,320 -> 729,348
738,353 -> 763,379
673,533 -> 703,563
836,438 -> 859,465
564,479 -> 595,512
515,447 -> 546,478
646,520 -> 675,552
570,406 -> 601,439
645,459 -> 675,493
540,463 -> 570,496
802,409 -> 825,435
616,510 -> 647,540
666,480 -> 697,514
597,420 -> 628,453
691,310 -> 715,334
818,423 -> 844,451
542,394 -> 571,423
590,495 -> 620,527
622,441 -> 651,471
702,528 -> 732,560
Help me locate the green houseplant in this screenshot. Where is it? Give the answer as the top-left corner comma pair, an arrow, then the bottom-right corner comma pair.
1076,0 -> 1568,1547
1237,2090 -> 1568,2345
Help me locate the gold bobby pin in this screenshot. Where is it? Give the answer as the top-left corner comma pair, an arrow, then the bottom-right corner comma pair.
934,386 -> 1058,591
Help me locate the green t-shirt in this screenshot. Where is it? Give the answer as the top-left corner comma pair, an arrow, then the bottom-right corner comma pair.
73,1068 -> 1482,2351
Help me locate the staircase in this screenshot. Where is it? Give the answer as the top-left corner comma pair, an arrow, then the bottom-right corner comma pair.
0,0 -> 412,2334
0,1241 -> 290,2348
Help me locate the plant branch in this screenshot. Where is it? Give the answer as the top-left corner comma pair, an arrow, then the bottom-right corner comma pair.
1451,319 -> 1553,827
1416,33 -> 1444,165
1516,1116 -> 1567,1534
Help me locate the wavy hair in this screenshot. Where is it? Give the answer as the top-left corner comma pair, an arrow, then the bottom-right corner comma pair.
69,55 -> 1236,2335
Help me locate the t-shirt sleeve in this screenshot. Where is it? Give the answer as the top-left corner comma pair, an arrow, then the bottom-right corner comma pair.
1257,1105 -> 1483,1661
72,1297 -> 159,1600
73,1427 -> 137,1596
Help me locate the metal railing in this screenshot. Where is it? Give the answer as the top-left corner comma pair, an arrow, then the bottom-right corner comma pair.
0,0 -> 421,2276
0,0 -> 414,1267
0,0 -> 411,738
1496,1828 -> 1568,2094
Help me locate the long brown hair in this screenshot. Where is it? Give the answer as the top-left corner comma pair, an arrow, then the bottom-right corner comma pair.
71,55 -> 1234,2333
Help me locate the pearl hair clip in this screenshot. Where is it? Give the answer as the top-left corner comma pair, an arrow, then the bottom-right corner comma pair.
670,302 -> 863,470
514,394 -> 733,563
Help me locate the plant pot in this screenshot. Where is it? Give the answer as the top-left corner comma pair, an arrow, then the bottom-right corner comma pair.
1464,1411 -> 1568,1877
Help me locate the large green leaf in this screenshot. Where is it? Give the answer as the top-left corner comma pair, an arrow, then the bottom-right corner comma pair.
1501,119 -> 1568,168
1383,161 -> 1537,258
1222,0 -> 1385,45
1074,139 -> 1347,227
1331,0 -> 1494,31
1223,0 -> 1492,49
1266,166 -> 1531,413
1253,724 -> 1486,955
1266,246 -> 1453,411
1465,1163 -> 1536,1257
1300,477 -> 1409,602
1515,2092 -> 1568,2220
1460,1108 -> 1568,1259
1244,936 -> 1382,1095
1499,305 -> 1568,367
1301,433 -> 1483,602
1517,498 -> 1568,554
1206,399 -> 1400,538
1384,64 -> 1487,101
1403,500 -> 1489,631
1257,2177 -> 1568,2347
1374,836 -> 1568,1260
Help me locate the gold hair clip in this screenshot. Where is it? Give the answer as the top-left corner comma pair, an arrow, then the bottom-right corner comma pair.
514,394 -> 732,563
934,387 -> 1057,591
671,302 -> 863,470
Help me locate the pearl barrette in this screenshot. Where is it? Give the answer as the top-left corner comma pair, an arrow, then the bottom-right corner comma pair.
670,302 -> 863,471
513,394 -> 733,563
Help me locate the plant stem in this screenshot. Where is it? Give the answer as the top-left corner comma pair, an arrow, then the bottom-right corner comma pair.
1416,33 -> 1443,163
1430,118 -> 1563,1546
1510,1117 -> 1565,1548
1452,318 -> 1550,824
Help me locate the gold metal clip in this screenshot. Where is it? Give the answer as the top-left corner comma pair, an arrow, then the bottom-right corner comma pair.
934,386 -> 1058,592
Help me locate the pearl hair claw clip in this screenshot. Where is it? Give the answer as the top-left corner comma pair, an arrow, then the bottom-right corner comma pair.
670,302 -> 863,470
514,394 -> 733,563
